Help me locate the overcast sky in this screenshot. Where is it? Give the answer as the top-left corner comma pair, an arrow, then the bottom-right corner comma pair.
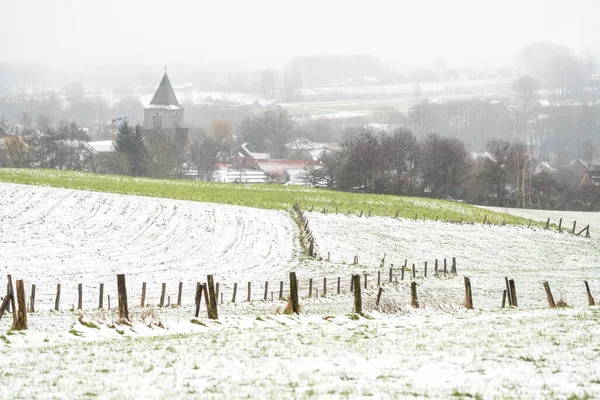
1,0 -> 598,70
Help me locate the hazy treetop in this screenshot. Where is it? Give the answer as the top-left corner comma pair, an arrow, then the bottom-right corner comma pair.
1,0 -> 598,69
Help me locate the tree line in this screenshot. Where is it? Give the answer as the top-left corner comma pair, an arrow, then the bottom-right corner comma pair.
309,127 -> 600,211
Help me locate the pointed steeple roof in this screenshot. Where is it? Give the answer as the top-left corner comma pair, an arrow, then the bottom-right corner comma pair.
149,73 -> 182,108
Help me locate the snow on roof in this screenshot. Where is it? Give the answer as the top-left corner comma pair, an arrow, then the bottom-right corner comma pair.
250,152 -> 271,160
88,140 -> 115,153
285,137 -> 327,151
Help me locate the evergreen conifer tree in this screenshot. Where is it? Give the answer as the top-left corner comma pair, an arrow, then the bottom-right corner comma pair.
114,121 -> 149,176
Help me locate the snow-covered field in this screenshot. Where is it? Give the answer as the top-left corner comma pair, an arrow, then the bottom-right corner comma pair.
1,183 -> 600,399
308,212 -> 600,309
0,183 -> 300,310
484,206 -> 600,239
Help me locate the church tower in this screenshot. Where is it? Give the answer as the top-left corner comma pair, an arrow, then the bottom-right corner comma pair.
143,67 -> 184,130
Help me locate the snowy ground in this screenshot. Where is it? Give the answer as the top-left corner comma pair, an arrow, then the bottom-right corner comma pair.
0,183 -> 301,310
483,206 -> 600,239
308,212 -> 600,309
1,183 -> 600,399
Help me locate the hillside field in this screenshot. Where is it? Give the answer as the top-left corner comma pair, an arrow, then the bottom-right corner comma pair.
0,168 -> 534,226
0,175 -> 598,399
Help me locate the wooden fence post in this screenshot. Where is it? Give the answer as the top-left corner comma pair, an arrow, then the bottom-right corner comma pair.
389,266 -> 393,283
159,283 -> 166,307
116,274 -> 129,321
13,280 -> 27,330
377,271 -> 381,287
545,218 -> 550,229
424,262 -> 428,278
451,257 -> 457,274
195,282 -> 202,317
352,274 -> 362,315
364,274 -> 368,289
99,283 -> 104,309
247,282 -> 252,302
177,282 -> 183,307
543,281 -> 556,308
509,279 -> 518,307
232,282 -> 238,303
337,277 -> 341,295
108,295 -> 110,310
572,221 -> 577,234
264,281 -> 268,301
501,290 -> 507,308
401,261 -> 405,281
411,282 -> 419,308
289,272 -> 300,314
279,281 -> 283,300
444,259 -> 447,273
584,281 -> 595,306
30,284 -> 36,313
0,295 -> 10,320
504,277 -> 512,306
412,264 -> 416,278
558,218 -> 563,232
140,282 -> 146,307
434,259 -> 438,276
308,278 -> 313,297
376,287 -> 383,309
350,276 -> 354,292
55,283 -> 61,311
202,283 -> 209,315
6,277 -> 15,320
323,277 -> 327,296
78,283 -> 83,310
464,277 -> 473,309
206,275 -> 218,320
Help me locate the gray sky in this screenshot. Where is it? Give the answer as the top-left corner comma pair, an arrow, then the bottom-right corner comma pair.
1,0 -> 598,69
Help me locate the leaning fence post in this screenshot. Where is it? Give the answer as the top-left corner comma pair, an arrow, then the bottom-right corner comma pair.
194,282 -> 202,317
543,281 -> 556,308
584,281 -> 595,306
232,282 -> 238,303
289,272 -> 300,314
352,274 -> 362,315
509,279 -> 518,307
504,277 -> 512,306
572,221 -> 577,234
501,290 -> 507,308
464,277 -> 473,309
116,274 -> 129,322
558,218 -> 563,232
376,287 -> 384,309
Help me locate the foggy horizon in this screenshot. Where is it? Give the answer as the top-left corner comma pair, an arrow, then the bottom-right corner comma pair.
2,0 -> 600,71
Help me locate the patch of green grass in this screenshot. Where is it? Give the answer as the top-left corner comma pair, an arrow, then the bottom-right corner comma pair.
0,335 -> 9,344
0,168 -> 533,226
69,329 -> 83,337
190,318 -> 206,326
